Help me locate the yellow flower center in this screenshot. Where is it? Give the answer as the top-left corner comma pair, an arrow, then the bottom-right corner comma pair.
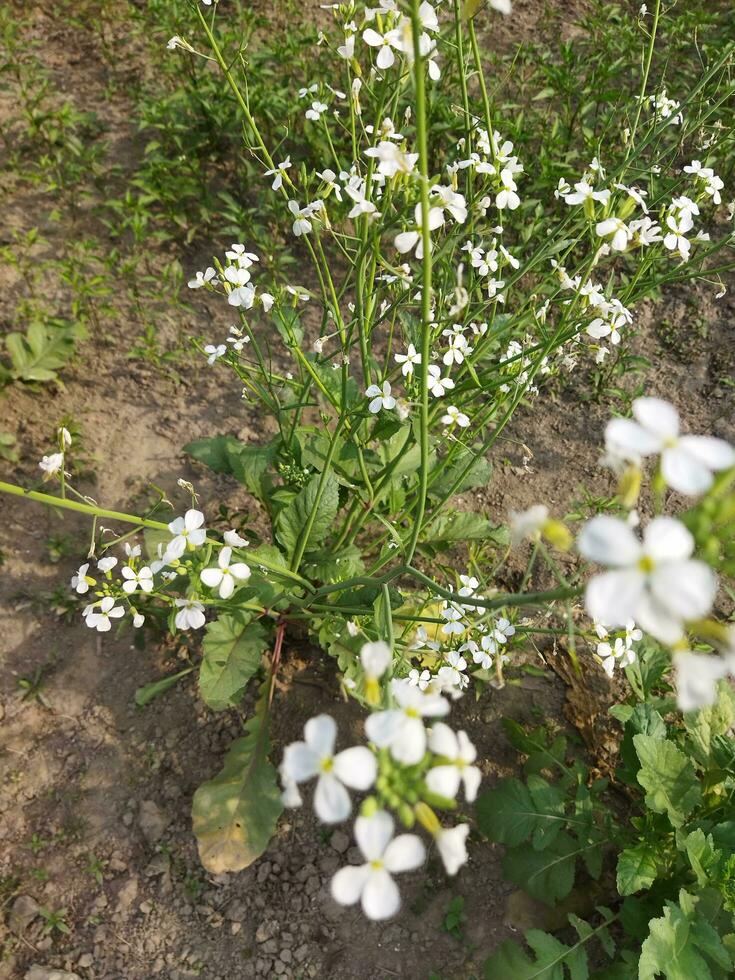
638,555 -> 655,574
370,859 -> 383,871
320,757 -> 334,773
405,707 -> 419,719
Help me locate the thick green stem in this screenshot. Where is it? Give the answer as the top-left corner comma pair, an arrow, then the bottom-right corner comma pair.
404,0 -> 433,565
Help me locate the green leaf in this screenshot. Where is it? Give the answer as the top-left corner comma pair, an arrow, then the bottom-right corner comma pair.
5,319 -> 80,383
300,545 -> 364,584
681,829 -> 720,887
429,447 -> 492,497
476,778 -> 540,847
135,668 -> 194,707
183,434 -> 243,473
527,774 -> 567,851
634,735 -> 701,827
616,842 -> 659,896
275,471 -> 339,559
639,890 -> 732,980
184,436 -> 277,500
199,614 -> 269,711
422,510 -> 508,546
192,686 -> 282,873
502,719 -> 568,775
685,684 -> 735,766
502,831 -> 578,905
619,704 -> 666,782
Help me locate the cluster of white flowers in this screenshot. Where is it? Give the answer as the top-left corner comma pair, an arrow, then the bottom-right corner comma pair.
645,89 -> 683,126
593,621 -> 642,678
578,396 -> 734,708
280,641 -> 479,919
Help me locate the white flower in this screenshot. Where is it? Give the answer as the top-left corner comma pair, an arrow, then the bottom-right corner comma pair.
408,668 -> 432,690
365,141 -> 418,178
362,27 -> 403,70
200,546 -> 251,599
492,618 -> 515,644
673,651 -> 729,712
434,824 -> 470,876
489,0 -> 512,12
365,678 -> 449,764
167,510 -> 207,559
174,598 -> 206,631
427,364 -> 455,397
97,556 -> 118,573
578,515 -> 717,645
204,344 -> 226,364
224,529 -> 248,547
188,267 -> 216,289
133,613 -> 145,628
663,212 -> 694,260
288,200 -> 315,236
596,217 -> 631,252
84,596 -> 125,633
361,641 -> 392,680
596,637 -> 634,678
39,453 -> 64,478
71,562 -> 94,595
330,810 -> 425,920
264,157 -> 291,190
394,344 -> 421,377
496,169 -> 520,211
121,565 -> 154,595
366,380 -> 396,414
427,723 -> 481,803
563,181 -> 610,206
441,405 -> 470,428
605,397 -> 735,495
59,426 -> 71,448
223,265 -> 255,308
305,100 -> 328,121
509,504 -> 549,544
282,714 -> 376,822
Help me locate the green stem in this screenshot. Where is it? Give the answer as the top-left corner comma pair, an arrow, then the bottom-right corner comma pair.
405,0 -> 433,565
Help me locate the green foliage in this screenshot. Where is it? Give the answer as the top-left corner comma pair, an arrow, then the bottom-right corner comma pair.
192,681 -> 282,874
3,318 -> 84,384
639,890 -> 732,980
199,614 -> 269,711
275,470 -> 339,561
633,735 -> 701,828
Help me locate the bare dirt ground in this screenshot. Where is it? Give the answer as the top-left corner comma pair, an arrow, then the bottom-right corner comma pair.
1,2 -> 734,979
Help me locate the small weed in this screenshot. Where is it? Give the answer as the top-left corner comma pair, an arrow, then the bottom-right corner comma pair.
39,905 -> 71,936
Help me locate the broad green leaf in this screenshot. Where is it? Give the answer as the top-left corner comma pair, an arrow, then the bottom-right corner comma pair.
300,545 -> 364,583
502,831 -> 578,905
527,774 -> 567,851
476,778 -> 539,847
639,890 -> 732,980
199,614 -> 269,711
135,667 -> 194,707
275,470 -> 339,560
423,510 -> 508,546
183,434 -> 243,473
681,829 -> 720,887
6,319 -> 81,383
502,719 -> 568,775
634,735 -> 701,827
192,688 -> 282,873
616,842 -> 659,896
685,684 -> 735,766
619,704 -> 666,783
429,447 -> 492,497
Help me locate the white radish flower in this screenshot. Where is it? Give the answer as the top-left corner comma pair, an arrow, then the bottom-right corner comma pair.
174,598 -> 206,631
97,556 -> 118,574
39,453 -> 64,478
578,515 -> 717,645
200,546 -> 251,599
168,510 -> 207,559
204,344 -> 226,364
282,714 -> 377,823
71,562 -> 94,595
596,217 -> 631,251
605,397 -> 735,496
366,380 -> 396,414
365,678 -> 449,765
434,823 -> 470,876
84,596 -> 125,633
330,810 -> 425,920
673,651 -> 730,712
187,267 -> 216,289
427,723 -> 481,802
362,27 -> 404,70
394,344 -> 421,377
441,405 -> 470,428
264,157 -> 291,190
121,565 -> 154,595
596,637 -> 635,678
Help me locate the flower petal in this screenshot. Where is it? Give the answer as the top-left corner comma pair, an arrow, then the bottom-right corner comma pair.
200,568 -> 223,588
632,397 -> 679,439
365,709 -> 404,748
390,716 -> 426,765
577,516 -> 641,566
333,746 -> 377,791
462,766 -> 482,803
436,825 -> 470,876
383,834 -> 426,873
331,864 -> 369,906
650,560 -> 717,622
362,868 -> 401,920
585,569 -> 645,628
304,714 -> 337,757
679,435 -> 735,471
673,652 -> 728,712
661,446 -> 713,495
428,721 -> 458,759
643,517 -> 693,562
355,810 -> 394,862
605,417 -> 662,459
634,590 -> 685,645
314,772 -> 352,823
282,742 -> 320,782
426,764 -> 461,800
